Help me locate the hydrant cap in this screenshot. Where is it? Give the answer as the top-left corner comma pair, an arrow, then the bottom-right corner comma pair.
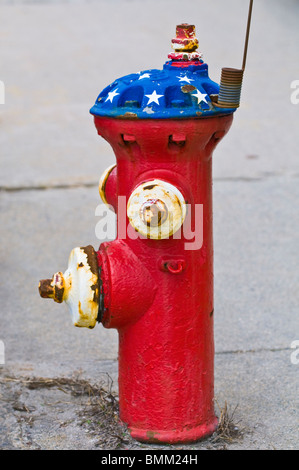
90,24 -> 237,120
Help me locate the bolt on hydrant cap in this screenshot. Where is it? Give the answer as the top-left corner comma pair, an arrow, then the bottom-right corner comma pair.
39,272 -> 65,303
169,23 -> 201,60
140,199 -> 169,227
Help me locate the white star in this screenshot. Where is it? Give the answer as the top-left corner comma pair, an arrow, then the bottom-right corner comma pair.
177,75 -> 194,84
192,89 -> 208,104
105,88 -> 119,103
138,73 -> 151,80
145,90 -> 164,105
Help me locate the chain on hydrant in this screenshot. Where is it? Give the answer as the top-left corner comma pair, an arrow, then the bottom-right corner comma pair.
39,23 -> 244,444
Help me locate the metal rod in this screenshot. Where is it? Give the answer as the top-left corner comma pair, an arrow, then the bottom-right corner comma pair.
242,0 -> 254,71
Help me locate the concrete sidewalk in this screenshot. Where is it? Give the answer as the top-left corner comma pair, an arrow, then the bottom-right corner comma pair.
0,0 -> 298,450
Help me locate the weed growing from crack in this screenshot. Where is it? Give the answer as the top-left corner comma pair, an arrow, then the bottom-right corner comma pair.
212,400 -> 244,444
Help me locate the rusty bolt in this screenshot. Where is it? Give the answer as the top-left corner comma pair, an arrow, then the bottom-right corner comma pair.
176,24 -> 196,39
172,24 -> 199,52
140,199 -> 168,227
39,272 -> 65,303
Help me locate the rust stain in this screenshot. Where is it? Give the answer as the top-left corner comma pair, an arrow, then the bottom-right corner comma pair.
90,283 -> 99,304
181,85 -> 196,93
39,272 -> 64,303
118,112 -> 138,119
78,300 -> 90,321
80,246 -> 100,305
140,199 -> 168,227
81,245 -> 98,277
209,94 -> 218,103
54,283 -> 64,303
38,279 -> 54,299
145,431 -> 161,444
175,195 -> 181,209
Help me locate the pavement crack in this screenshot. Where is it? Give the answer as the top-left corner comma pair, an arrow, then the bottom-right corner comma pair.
216,346 -> 290,356
214,176 -> 263,182
0,182 -> 98,192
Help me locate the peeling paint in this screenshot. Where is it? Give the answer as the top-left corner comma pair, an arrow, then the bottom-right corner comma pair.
143,107 -> 155,115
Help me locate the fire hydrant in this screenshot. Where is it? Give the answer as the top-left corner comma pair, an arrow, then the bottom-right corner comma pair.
39,24 -> 240,443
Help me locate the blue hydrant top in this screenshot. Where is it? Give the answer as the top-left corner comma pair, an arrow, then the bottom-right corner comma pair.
90,24 -> 236,120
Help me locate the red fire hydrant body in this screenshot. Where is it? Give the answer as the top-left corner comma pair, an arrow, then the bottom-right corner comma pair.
39,24 -> 237,444
95,116 -> 233,443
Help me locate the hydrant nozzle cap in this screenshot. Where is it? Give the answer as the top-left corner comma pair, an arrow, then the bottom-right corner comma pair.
38,246 -> 101,329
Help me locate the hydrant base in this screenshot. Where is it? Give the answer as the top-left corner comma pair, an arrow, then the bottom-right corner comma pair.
127,418 -> 218,444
